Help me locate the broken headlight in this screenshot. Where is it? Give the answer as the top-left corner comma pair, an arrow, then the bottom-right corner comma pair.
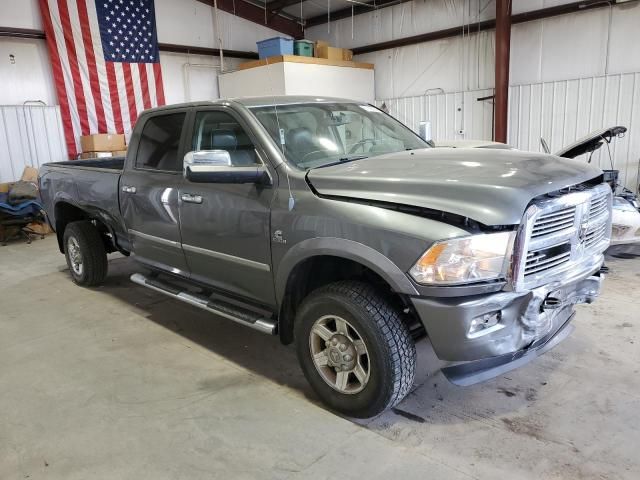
409,231 -> 515,285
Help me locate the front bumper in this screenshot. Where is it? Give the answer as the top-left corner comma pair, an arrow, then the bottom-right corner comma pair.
410,267 -> 604,364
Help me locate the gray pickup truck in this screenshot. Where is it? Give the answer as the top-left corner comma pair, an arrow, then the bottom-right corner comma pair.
39,96 -> 612,417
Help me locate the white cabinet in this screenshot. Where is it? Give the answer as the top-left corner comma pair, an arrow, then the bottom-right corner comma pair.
219,56 -> 375,103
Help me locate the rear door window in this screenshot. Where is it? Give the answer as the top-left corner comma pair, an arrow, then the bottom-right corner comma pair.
136,113 -> 186,172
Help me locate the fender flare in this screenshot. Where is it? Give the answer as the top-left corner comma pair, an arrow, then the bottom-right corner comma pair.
275,237 -> 419,305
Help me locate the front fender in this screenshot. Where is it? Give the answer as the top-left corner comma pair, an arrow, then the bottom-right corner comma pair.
274,237 -> 419,304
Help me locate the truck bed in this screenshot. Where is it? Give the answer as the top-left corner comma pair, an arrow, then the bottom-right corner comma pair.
39,156 -> 128,251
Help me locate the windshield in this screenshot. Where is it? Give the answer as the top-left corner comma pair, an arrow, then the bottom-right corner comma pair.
248,102 -> 429,169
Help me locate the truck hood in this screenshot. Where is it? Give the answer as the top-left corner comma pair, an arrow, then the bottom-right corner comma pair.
306,148 -> 602,226
554,126 -> 627,158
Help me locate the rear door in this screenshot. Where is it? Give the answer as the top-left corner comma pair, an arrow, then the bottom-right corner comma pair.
120,109 -> 190,275
178,107 -> 277,306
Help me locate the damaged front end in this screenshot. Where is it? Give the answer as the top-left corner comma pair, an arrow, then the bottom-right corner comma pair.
411,182 -> 612,386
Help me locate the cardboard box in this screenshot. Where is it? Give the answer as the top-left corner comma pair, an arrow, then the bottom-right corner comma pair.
316,45 -> 344,61
28,222 -> 53,236
79,149 -> 127,160
342,49 -> 353,61
0,166 -> 39,192
80,133 -> 126,153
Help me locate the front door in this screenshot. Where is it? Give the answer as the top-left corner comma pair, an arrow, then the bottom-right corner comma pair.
120,110 -> 190,275
178,108 -> 276,307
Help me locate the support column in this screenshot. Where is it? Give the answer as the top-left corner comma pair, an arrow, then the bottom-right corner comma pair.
495,0 -> 512,143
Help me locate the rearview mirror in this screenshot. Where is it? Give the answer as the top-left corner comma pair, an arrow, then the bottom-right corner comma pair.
183,150 -> 270,184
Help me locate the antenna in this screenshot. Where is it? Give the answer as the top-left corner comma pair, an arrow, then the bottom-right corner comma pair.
264,56 -> 295,211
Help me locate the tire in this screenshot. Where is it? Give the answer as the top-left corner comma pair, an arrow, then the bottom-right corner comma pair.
63,220 -> 108,287
294,280 -> 416,418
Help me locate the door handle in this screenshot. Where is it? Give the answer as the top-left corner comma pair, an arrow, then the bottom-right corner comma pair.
181,193 -> 203,204
122,185 -> 137,194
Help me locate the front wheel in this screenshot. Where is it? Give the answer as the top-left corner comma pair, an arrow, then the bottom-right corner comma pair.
295,281 -> 416,418
63,220 -> 108,286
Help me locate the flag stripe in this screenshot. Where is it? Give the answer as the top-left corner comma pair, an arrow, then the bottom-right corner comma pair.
105,61 -> 124,133
38,0 -> 78,157
154,62 -> 165,105
146,63 -> 157,107
76,0 -> 107,132
85,0 -> 116,133
130,63 -> 145,122
122,63 -> 138,128
114,63 -> 132,134
56,0 -> 90,135
66,0 -> 98,134
138,63 -> 152,110
47,0 -> 83,155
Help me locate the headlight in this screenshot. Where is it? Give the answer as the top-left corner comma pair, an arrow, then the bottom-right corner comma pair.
409,231 -> 515,285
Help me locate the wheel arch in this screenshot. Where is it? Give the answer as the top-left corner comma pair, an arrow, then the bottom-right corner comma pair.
275,238 -> 419,344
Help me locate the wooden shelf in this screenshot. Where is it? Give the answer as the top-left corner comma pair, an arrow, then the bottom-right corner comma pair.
239,55 -> 374,71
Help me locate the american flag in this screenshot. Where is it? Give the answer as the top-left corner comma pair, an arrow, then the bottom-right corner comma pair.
39,0 -> 166,157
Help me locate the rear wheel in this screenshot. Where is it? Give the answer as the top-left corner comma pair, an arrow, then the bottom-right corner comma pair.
63,221 -> 108,286
295,281 -> 416,418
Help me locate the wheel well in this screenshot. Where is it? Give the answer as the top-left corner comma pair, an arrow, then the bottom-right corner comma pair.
278,256 -> 421,344
54,202 -> 115,253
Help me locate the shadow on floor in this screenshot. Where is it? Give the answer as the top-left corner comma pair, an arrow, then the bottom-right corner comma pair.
88,254 -> 562,425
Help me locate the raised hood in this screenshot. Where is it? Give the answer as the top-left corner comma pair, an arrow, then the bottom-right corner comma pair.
554,126 -> 627,159
306,148 -> 603,226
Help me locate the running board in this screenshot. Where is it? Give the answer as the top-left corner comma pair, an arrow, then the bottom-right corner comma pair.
130,273 -> 277,335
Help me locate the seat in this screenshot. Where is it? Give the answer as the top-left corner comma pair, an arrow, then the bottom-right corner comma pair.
286,127 -> 317,160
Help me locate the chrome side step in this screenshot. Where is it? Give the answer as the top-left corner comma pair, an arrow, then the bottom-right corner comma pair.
130,273 -> 277,335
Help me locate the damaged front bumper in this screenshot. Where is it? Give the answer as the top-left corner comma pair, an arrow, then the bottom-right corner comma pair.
411,266 -> 605,386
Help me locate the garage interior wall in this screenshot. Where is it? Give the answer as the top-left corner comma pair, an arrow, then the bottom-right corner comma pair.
0,0 -> 281,180
305,0 -> 640,192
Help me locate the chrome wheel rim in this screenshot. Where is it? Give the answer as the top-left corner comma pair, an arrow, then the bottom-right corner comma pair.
309,315 -> 370,394
67,237 -> 83,276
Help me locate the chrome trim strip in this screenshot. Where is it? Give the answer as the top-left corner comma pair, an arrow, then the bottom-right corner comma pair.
182,243 -> 271,272
128,229 -> 180,248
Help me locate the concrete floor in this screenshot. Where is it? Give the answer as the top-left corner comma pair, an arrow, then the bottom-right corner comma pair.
1,236 -> 638,480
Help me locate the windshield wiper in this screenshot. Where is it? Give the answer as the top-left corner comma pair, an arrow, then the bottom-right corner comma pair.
313,155 -> 369,169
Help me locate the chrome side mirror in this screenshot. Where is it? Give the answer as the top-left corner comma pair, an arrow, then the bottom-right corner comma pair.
418,121 -> 435,147
183,150 -> 270,184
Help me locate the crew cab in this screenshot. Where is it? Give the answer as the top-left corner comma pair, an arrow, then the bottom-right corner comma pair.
39,96 -> 612,417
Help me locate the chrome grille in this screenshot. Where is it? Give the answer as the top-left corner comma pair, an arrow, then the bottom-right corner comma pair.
524,244 -> 572,277
589,194 -> 608,221
531,206 -> 576,238
585,222 -> 608,249
511,183 -> 612,292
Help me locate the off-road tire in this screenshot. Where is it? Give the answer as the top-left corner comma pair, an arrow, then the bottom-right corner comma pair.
295,280 -> 416,418
63,220 -> 108,286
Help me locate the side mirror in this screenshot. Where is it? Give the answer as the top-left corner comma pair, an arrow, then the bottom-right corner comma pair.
418,121 -> 435,147
183,150 -> 270,184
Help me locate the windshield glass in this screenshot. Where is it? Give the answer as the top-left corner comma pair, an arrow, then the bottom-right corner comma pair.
248,102 -> 429,169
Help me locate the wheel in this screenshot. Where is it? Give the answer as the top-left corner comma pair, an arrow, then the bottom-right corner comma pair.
63,220 -> 108,286
295,281 -> 416,418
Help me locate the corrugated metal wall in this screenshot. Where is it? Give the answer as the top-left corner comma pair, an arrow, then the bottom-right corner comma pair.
0,105 -> 68,183
508,73 -> 640,193
381,73 -> 640,193
378,88 -> 495,142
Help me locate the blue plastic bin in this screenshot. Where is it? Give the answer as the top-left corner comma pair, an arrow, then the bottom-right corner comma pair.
257,37 -> 294,59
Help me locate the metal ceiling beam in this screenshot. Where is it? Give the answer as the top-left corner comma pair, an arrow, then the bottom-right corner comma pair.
0,27 -> 259,59
351,0 -> 628,55
267,0 -> 305,15
305,0 -> 411,28
195,0 -> 303,38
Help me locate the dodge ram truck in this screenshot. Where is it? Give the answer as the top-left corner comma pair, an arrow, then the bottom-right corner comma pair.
39,96 -> 612,418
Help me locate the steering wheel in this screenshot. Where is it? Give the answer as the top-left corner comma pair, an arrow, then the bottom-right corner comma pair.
348,138 -> 377,154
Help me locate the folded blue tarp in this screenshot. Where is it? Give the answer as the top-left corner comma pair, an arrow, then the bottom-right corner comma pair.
0,193 -> 43,217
